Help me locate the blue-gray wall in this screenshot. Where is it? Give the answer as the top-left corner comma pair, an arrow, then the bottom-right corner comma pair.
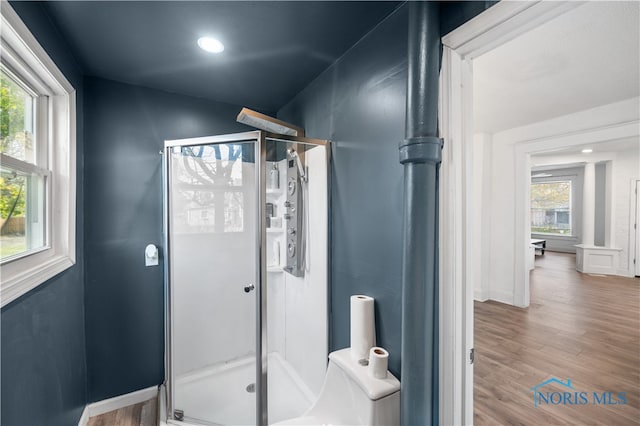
279,5 -> 407,376
440,1 -> 497,36
278,1 -> 494,379
2,1 -> 492,424
1,2 -> 87,425
83,77 -> 251,401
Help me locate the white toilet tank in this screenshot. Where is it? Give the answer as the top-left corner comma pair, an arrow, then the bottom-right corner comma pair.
276,348 -> 400,426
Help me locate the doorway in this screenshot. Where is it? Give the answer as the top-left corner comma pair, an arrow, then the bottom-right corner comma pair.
438,1 -> 640,423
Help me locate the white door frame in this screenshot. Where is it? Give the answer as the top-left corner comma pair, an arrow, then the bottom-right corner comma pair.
635,180 -> 640,277
438,1 -> 584,424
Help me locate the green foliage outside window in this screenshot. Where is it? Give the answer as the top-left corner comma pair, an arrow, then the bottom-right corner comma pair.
0,175 -> 25,219
1,72 -> 31,221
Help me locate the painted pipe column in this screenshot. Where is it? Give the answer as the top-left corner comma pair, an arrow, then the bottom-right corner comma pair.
399,2 -> 441,426
582,162 -> 596,246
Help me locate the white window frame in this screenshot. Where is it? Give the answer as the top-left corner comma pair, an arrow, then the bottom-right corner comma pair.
0,0 -> 76,307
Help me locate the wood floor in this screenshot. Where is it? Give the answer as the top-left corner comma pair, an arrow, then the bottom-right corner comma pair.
474,252 -> 640,425
87,398 -> 157,426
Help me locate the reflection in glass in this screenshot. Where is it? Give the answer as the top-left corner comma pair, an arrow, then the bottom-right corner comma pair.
265,139 -> 328,422
171,143 -> 247,234
169,141 -> 257,425
0,69 -> 35,164
0,167 -> 46,260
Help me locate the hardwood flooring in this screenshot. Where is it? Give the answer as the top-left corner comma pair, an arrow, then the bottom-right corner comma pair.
474,252 -> 640,425
87,398 -> 157,426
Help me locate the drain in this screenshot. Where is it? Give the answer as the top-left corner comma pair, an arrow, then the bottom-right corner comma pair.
246,383 -> 256,393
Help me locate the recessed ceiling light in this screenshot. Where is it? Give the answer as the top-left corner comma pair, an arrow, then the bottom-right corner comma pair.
198,37 -> 224,53
581,148 -> 593,153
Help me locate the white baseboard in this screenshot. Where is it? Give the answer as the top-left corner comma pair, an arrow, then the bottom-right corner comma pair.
78,385 -> 159,426
488,290 -> 514,306
616,268 -> 636,278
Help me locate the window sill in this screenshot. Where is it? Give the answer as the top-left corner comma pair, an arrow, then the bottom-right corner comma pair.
531,233 -> 576,239
1,254 -> 75,307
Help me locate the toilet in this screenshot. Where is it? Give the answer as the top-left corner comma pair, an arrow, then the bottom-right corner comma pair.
275,348 -> 400,426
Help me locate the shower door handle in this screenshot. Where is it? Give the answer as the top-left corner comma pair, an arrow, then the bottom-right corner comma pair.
244,283 -> 255,293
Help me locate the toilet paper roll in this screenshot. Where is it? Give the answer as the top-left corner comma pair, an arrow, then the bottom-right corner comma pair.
350,295 -> 376,361
367,347 -> 389,379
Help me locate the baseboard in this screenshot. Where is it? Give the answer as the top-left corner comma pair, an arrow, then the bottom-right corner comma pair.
474,288 -> 489,301
488,290 -> 514,306
616,268 -> 635,278
78,385 -> 159,425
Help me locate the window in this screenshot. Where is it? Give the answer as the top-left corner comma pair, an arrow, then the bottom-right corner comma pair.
0,2 -> 76,307
531,181 -> 572,235
1,68 -> 47,260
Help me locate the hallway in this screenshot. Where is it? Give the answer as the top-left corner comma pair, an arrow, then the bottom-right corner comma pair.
474,252 -> 640,425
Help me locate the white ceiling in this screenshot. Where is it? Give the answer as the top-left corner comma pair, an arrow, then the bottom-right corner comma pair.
474,1 -> 640,134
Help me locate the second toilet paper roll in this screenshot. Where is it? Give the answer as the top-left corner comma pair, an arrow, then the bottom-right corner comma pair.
368,347 -> 389,379
350,295 -> 376,361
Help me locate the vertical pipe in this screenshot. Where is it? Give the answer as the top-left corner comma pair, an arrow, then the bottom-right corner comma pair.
400,2 -> 441,426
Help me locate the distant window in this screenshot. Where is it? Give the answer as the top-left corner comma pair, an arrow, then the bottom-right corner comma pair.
1,2 -> 76,307
530,181 -> 572,235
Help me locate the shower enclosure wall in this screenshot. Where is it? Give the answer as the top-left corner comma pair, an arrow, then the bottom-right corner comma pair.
162,131 -> 329,425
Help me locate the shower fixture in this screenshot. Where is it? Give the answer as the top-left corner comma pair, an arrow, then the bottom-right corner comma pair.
236,107 -> 305,137
287,148 -> 307,183
284,147 -> 306,277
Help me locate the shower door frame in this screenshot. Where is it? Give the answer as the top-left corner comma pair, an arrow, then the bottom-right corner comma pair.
162,131 -> 330,426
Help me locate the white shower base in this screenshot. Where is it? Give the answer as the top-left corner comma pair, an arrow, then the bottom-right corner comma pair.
162,352 -> 315,425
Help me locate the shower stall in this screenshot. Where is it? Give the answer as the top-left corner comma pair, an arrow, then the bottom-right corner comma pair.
161,131 -> 330,425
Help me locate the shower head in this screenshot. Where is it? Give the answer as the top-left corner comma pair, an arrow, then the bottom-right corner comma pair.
288,149 -> 307,183
236,107 -> 305,137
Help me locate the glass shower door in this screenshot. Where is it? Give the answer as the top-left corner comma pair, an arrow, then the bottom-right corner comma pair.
264,138 -> 329,424
167,139 -> 258,425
